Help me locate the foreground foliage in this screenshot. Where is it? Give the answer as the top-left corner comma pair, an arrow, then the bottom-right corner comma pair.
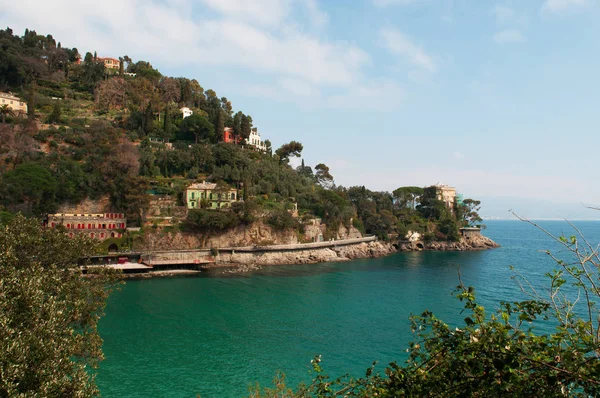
0,215 -> 119,396
251,218 -> 600,397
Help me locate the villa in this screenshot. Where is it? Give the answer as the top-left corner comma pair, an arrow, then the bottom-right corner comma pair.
0,92 -> 27,114
246,127 -> 267,152
185,181 -> 239,209
46,213 -> 126,240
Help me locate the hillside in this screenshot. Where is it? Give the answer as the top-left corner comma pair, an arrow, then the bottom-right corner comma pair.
0,27 -> 485,252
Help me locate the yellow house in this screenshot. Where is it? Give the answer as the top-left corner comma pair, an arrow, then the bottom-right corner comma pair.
0,92 -> 27,114
186,181 -> 239,209
435,184 -> 457,209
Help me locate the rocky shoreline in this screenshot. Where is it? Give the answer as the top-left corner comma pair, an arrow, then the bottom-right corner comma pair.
199,236 -> 499,275
118,235 -> 499,278
211,240 -> 396,270
395,234 -> 500,252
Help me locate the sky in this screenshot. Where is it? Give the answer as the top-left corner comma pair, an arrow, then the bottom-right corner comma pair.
1,0 -> 599,217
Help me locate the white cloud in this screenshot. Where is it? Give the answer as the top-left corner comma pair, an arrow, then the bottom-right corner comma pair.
200,0 -> 290,27
326,79 -> 403,110
542,0 -> 589,13
372,0 -> 422,6
493,29 -> 525,43
493,5 -> 517,24
300,0 -> 329,28
279,77 -> 318,97
0,0 -> 369,89
243,79 -> 403,111
379,27 -> 436,72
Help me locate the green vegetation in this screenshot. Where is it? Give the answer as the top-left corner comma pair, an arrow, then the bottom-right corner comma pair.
0,215 -> 119,396
0,26 -> 480,240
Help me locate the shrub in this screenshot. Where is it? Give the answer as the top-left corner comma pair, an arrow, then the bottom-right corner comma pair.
423,232 -> 435,243
266,209 -> 299,231
184,209 -> 239,232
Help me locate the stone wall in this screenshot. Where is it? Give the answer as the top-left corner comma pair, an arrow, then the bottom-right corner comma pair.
136,220 -> 362,251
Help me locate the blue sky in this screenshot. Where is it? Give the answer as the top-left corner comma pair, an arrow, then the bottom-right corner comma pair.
1,0 -> 599,213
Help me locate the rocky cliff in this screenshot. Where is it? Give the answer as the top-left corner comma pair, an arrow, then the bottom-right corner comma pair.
136,221 -> 364,251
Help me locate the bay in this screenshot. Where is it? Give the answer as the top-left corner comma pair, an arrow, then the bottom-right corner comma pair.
97,220 -> 600,397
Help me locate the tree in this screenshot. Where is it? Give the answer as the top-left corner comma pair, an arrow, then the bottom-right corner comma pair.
459,198 -> 483,227
0,105 -> 14,124
159,77 -> 180,103
233,111 -> 243,141
296,159 -> 313,179
96,77 -> 127,111
241,114 -> 253,139
392,186 -> 424,210
314,163 -> 334,189
46,101 -> 62,124
0,215 -> 118,397
180,114 -> 215,144
0,162 -> 58,215
275,141 -> 303,164
214,109 -> 225,142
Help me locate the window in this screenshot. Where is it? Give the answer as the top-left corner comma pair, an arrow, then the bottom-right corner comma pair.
191,192 -> 195,199
231,193 -> 236,200
51,222 -> 55,227
201,192 -> 205,199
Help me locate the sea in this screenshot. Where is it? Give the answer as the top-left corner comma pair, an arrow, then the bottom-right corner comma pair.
96,220 -> 600,397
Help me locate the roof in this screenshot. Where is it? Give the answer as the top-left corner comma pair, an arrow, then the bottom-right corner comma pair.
187,182 -> 217,190
0,92 -> 22,101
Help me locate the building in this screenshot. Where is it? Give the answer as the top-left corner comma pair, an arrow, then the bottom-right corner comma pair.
246,127 -> 267,152
185,181 -> 239,209
223,127 -> 242,144
98,57 -> 120,70
181,107 -> 193,118
46,213 -> 126,240
0,92 -> 27,114
435,184 -> 457,209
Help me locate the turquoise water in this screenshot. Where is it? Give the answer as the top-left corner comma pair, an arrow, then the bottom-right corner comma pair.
97,220 -> 600,397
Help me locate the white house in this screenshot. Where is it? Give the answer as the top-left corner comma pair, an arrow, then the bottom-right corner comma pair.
180,107 -> 193,119
246,128 -> 267,152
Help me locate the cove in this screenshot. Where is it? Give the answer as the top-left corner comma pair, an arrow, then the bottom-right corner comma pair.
97,220 -> 600,397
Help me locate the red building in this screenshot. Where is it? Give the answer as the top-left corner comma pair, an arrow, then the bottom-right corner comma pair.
46,213 -> 126,240
223,127 -> 242,144
98,57 -> 120,69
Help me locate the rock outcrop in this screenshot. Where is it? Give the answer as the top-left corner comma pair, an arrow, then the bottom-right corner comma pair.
395,234 -> 499,252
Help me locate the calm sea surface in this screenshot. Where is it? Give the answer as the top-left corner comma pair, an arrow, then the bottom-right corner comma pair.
97,220 -> 600,397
